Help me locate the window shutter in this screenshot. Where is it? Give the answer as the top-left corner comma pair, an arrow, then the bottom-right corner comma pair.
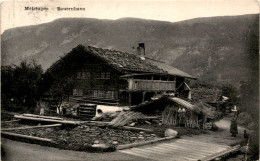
73,89 -> 78,96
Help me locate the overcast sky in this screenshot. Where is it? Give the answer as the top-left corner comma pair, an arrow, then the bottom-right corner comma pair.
1,0 -> 259,33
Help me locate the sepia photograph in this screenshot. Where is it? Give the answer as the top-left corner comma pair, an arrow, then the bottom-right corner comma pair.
1,0 -> 259,160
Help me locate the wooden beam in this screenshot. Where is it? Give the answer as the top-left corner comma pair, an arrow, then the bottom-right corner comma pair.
1,131 -> 55,143
22,114 -> 63,120
2,124 -> 62,131
14,115 -> 81,125
142,92 -> 146,103
128,92 -> 132,107
1,120 -> 20,123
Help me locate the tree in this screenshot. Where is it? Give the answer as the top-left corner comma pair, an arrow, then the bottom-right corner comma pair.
48,77 -> 76,114
221,83 -> 239,106
1,61 -> 43,111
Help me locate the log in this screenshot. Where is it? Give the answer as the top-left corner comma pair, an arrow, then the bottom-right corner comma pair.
1,131 -> 55,143
14,115 -> 81,125
1,120 -> 21,123
22,114 -> 63,120
2,124 -> 62,131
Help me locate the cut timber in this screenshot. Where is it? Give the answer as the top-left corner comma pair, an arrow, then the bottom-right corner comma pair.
14,115 -> 81,125
2,124 -> 62,131
1,131 -> 55,143
1,120 -> 21,123
22,114 -> 63,120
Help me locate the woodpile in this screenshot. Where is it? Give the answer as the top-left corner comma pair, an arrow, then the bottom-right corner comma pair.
162,106 -> 177,125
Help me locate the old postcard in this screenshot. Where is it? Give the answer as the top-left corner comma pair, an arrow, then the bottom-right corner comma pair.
1,0 -> 259,160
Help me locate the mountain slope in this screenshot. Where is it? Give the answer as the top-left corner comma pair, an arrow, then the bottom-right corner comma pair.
1,14 -> 259,87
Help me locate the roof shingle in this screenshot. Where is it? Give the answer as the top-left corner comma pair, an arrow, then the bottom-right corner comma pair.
84,45 -> 195,79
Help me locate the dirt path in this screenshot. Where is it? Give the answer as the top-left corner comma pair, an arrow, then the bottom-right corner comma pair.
182,115 -> 245,146
214,116 -> 246,133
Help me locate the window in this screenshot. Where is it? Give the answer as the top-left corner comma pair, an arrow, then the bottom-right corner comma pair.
77,72 -> 81,79
92,90 -> 118,99
101,72 -> 106,79
85,72 -> 91,78
98,91 -> 105,98
106,91 -> 112,99
77,71 -> 90,79
105,72 -> 110,79
93,90 -> 98,97
93,72 -> 100,79
112,91 -> 118,99
73,89 -> 78,96
73,89 -> 83,96
81,72 -> 86,79
78,89 -> 83,96
94,71 -> 110,79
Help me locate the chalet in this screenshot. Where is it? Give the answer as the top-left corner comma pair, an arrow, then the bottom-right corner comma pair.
43,43 -> 196,107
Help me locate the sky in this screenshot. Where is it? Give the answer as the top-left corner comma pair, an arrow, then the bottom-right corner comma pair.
1,0 -> 259,33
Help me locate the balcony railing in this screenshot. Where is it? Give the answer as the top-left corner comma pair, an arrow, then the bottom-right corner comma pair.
128,79 -> 176,91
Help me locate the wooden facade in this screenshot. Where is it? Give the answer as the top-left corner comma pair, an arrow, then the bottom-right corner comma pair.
69,55 -> 123,106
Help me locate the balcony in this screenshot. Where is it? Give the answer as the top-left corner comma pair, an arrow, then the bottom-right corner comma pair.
128,79 -> 176,91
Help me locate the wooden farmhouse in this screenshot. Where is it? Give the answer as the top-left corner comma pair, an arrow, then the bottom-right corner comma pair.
43,43 -> 196,107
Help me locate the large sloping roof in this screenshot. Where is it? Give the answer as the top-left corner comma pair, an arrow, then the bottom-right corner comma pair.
145,58 -> 196,79
84,45 -> 195,79
48,45 -> 195,79
85,46 -> 164,73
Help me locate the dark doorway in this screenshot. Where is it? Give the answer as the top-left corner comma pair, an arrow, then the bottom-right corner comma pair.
131,92 -> 143,105
62,108 -> 67,115
119,91 -> 128,106
144,92 -> 155,102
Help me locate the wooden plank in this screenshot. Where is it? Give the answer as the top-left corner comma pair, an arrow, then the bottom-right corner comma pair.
14,115 -> 80,125
2,124 -> 62,131
201,145 -> 241,161
22,114 -> 63,120
1,131 -> 55,143
1,120 -> 21,123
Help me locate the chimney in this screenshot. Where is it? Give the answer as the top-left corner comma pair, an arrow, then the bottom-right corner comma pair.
137,43 -> 145,57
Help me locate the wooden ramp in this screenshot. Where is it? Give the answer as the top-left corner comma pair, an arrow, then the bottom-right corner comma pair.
120,139 -> 231,161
